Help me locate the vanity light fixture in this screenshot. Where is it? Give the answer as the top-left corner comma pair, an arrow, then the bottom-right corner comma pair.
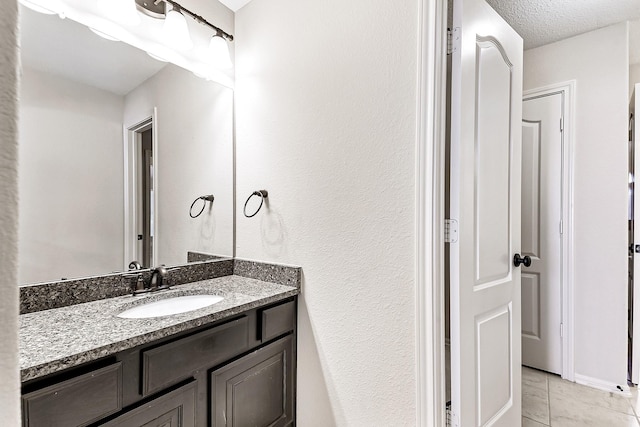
208,32 -> 232,69
162,5 -> 193,50
139,0 -> 234,63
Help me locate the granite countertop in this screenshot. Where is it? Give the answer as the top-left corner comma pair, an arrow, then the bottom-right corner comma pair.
20,275 -> 299,382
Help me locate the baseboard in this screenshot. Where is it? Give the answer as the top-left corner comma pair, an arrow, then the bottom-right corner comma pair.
573,373 -> 631,396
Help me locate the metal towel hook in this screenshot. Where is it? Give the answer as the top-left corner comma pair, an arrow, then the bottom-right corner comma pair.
190,194 -> 215,218
243,190 -> 268,218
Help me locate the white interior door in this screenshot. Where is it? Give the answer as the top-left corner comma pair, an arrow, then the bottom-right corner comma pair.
521,93 -> 563,375
449,0 -> 523,424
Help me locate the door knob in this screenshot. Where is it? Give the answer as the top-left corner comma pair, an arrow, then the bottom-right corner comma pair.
513,253 -> 531,268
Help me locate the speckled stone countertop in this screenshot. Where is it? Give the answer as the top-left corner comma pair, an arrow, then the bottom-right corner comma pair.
20,275 -> 299,382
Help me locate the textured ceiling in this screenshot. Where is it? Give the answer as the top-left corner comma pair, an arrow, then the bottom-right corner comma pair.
220,0 -> 640,59
486,0 -> 640,50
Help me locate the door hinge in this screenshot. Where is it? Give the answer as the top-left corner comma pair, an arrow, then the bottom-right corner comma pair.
445,219 -> 459,243
559,220 -> 563,235
560,117 -> 564,132
560,323 -> 564,337
447,28 -> 460,55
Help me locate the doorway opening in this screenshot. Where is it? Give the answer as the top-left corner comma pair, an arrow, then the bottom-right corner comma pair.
520,82 -> 575,381
138,127 -> 154,268
124,110 -> 158,270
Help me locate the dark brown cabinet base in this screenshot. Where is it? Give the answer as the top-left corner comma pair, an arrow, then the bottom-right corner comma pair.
100,381 -> 196,427
211,336 -> 294,427
21,298 -> 296,427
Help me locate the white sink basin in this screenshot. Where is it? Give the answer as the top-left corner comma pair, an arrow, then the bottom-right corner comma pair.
117,295 -> 224,319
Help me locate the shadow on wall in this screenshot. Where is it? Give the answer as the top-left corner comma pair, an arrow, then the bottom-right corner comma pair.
259,199 -> 288,258
296,279 -> 341,426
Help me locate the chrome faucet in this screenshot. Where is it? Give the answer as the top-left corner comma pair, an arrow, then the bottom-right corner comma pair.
123,265 -> 173,295
150,266 -> 169,290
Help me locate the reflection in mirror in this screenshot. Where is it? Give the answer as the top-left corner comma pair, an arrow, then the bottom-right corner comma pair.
18,5 -> 234,285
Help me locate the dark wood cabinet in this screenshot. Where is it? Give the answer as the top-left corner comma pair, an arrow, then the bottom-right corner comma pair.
22,363 -> 123,427
211,336 -> 294,427
21,298 -> 296,427
141,316 -> 250,396
100,382 -> 196,427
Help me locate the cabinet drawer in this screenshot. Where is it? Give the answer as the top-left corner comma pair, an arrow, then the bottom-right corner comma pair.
100,381 -> 196,427
142,316 -> 249,395
22,362 -> 122,427
260,300 -> 295,341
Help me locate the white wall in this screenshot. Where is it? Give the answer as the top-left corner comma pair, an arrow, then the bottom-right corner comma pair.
18,67 -> 125,284
124,65 -> 234,265
0,0 -> 20,423
235,0 -> 419,425
524,23 -> 629,386
630,63 -> 640,98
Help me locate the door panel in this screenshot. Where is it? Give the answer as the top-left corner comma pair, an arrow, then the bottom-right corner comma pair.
521,93 -> 563,375
521,121 -> 541,258
450,0 -> 523,424
521,273 -> 541,339
475,38 -> 513,287
476,304 -> 513,425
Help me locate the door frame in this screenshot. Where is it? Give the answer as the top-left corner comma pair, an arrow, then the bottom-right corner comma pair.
415,0 -> 447,425
523,81 -> 576,381
123,108 -> 159,269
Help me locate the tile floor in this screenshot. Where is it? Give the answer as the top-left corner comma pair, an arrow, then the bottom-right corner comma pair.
523,366 -> 640,426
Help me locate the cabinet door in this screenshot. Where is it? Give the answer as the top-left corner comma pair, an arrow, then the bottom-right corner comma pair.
99,381 -> 196,427
211,336 -> 294,427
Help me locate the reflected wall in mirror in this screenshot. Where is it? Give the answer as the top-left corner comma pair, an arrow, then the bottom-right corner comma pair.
18,6 -> 234,285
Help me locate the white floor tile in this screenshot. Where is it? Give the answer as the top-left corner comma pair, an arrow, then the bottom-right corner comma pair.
523,366 -> 549,392
523,384 -> 550,425
626,385 -> 640,417
523,416 -> 549,427
549,392 -> 639,427
520,366 -> 640,426
548,375 -> 635,416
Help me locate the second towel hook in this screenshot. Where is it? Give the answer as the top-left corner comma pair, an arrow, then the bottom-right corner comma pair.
190,194 -> 215,218
244,190 -> 268,218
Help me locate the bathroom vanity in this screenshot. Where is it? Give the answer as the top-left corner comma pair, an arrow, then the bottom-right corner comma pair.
19,263 -> 299,427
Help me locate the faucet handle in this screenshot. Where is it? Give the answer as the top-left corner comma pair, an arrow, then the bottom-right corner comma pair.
122,273 -> 145,295
122,271 -> 141,280
128,260 -> 143,270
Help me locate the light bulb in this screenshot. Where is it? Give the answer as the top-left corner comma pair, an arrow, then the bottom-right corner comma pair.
208,35 -> 232,69
99,0 -> 140,26
163,9 -> 193,50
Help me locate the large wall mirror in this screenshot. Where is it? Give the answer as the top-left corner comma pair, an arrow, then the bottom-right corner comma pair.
18,5 -> 234,285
